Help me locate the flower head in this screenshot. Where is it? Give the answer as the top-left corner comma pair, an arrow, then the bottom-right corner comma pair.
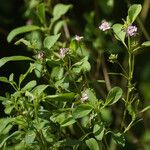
75,35 -> 83,41
81,92 -> 88,103
99,21 -> 111,31
109,54 -> 118,63
60,48 -> 69,59
37,51 -> 45,60
26,19 -> 33,25
126,25 -> 137,37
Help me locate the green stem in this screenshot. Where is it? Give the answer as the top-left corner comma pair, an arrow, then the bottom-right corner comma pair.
121,36 -> 135,130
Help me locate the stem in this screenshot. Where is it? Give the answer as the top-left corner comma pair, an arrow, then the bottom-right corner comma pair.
121,36 -> 135,130
102,57 -> 111,91
104,136 -> 109,150
76,120 -> 86,134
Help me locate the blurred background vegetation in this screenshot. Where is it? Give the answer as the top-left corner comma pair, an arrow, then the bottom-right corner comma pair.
0,0 -> 150,149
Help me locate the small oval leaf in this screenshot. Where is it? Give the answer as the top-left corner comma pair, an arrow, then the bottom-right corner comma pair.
73,104 -> 93,119
44,33 -> 61,49
86,138 -> 100,150
52,4 -> 72,21
127,4 -> 142,24
105,87 -> 123,106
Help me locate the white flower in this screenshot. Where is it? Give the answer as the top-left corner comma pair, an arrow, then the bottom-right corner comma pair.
75,35 -> 83,41
81,92 -> 88,103
37,51 -> 44,60
60,48 -> 69,59
99,21 -> 111,31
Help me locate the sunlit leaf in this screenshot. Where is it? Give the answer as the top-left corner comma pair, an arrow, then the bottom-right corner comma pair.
44,93 -> 75,102
93,123 -> 105,141
105,87 -> 123,106
73,104 -> 93,119
127,4 -> 142,24
112,24 -> 126,48
54,20 -> 65,34
0,77 -> 9,83
86,138 -> 100,150
7,25 -> 40,42
32,85 -> 49,96
37,3 -> 45,24
85,88 -> 98,107
44,33 -> 61,49
112,132 -> 125,147
22,80 -> 37,91
61,117 -> 76,127
141,41 -> 150,47
52,4 -> 72,21
0,56 -> 34,68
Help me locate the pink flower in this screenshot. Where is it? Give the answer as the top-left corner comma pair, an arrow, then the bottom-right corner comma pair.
99,21 -> 111,31
126,25 -> 137,37
75,35 -> 83,41
60,48 -> 69,59
26,19 -> 33,25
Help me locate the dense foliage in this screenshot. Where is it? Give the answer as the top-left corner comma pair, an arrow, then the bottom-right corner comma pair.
0,0 -> 150,149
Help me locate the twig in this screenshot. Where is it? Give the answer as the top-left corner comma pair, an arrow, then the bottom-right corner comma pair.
102,57 -> 111,91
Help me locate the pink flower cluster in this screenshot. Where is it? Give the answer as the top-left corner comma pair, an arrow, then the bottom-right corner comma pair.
99,21 -> 111,31
126,25 -> 137,37
60,48 -> 69,59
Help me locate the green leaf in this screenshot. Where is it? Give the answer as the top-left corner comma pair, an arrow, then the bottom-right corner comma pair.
44,93 -> 75,102
15,38 -> 33,48
93,123 -> 105,141
85,88 -> 98,107
0,96 -> 7,101
34,62 -> 43,78
52,4 -> 72,21
112,132 -> 125,147
0,118 -> 13,134
100,108 -> 112,123
82,58 -> 91,72
127,4 -> 142,24
25,130 -> 36,144
105,87 -> 123,106
32,85 -> 49,96
7,25 -> 40,42
37,3 -> 45,24
0,56 -> 34,68
112,24 -> 126,48
127,103 -> 136,121
9,73 -> 14,82
0,131 -> 21,148
73,104 -> 93,119
22,80 -> 37,91
44,33 -> 61,49
86,138 -> 100,150
54,20 -> 65,34
0,76 -> 9,83
141,41 -> 150,47
72,56 -> 91,75
51,66 -> 64,81
61,117 -> 76,127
